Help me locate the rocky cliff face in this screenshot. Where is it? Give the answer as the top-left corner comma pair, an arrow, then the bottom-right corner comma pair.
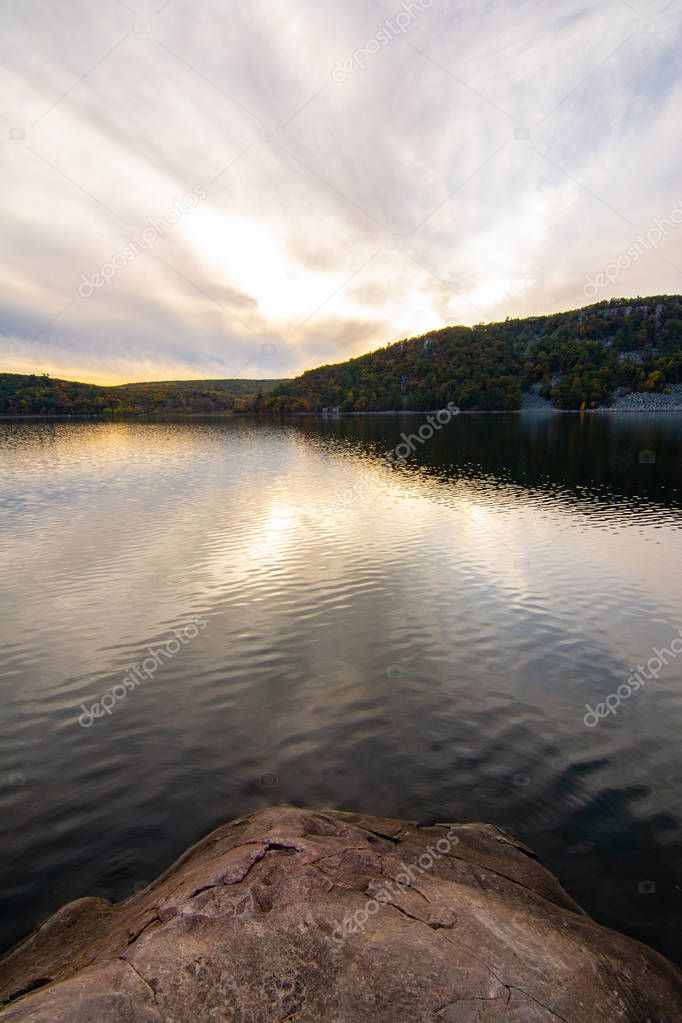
1,806 -> 681,1022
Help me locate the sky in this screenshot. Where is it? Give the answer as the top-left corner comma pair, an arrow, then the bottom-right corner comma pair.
1,0 -> 682,384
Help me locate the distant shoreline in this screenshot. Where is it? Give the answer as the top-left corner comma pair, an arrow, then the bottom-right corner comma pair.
2,408 -> 682,421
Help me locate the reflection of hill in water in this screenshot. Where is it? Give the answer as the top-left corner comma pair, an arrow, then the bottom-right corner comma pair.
2,416 -> 682,968
283,413 -> 682,526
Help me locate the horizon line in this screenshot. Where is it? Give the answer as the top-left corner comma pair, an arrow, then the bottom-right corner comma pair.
2,291 -> 678,388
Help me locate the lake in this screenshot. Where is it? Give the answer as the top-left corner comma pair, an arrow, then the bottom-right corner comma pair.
1,413 -> 681,965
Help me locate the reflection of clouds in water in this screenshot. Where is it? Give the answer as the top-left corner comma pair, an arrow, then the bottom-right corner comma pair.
1,416 -> 682,964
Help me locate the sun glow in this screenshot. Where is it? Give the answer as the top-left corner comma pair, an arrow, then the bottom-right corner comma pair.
184,210 -> 347,325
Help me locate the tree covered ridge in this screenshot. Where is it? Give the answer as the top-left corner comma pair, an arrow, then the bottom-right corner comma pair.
2,295 -> 682,416
256,295 -> 682,412
0,376 -> 284,416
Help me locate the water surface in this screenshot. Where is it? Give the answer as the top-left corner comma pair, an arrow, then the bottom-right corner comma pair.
1,413 -> 681,964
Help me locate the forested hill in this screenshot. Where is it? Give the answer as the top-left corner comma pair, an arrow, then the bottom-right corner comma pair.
0,376 -> 282,416
257,296 -> 682,412
3,296 -> 682,416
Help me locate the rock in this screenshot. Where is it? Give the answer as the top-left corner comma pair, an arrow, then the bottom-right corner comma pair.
1,806 -> 681,1022
521,391 -> 555,412
606,383 -> 682,410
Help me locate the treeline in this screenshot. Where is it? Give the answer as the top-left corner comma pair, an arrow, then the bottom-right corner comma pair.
0,376 -> 283,416
255,295 -> 682,412
3,296 -> 682,416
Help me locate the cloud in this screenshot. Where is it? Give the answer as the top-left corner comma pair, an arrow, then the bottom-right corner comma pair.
1,0 -> 681,382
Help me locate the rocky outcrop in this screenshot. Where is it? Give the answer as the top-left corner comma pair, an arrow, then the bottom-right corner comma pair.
1,806 -> 681,1022
607,383 -> 682,410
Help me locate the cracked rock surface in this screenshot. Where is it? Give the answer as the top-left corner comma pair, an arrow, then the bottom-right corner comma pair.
1,806 -> 681,1022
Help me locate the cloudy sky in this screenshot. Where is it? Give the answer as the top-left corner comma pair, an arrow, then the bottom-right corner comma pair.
1,0 -> 682,383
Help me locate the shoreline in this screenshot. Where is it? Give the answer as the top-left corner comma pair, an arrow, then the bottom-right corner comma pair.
2,407 -> 682,421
